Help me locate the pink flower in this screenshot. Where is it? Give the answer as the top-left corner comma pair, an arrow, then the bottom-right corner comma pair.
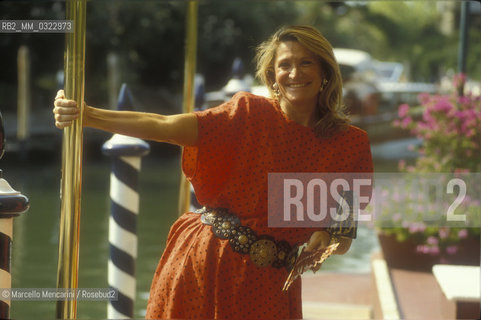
416,245 -> 430,254
457,96 -> 471,105
398,104 -> 410,118
401,116 -> 412,128
467,129 -> 476,138
409,222 -> 426,233
429,245 -> 440,255
446,245 -> 458,255
402,221 -> 410,228
418,92 -> 431,105
438,228 -> 450,239
458,229 -> 468,239
422,110 -> 434,125
392,78 -> 480,174
417,244 -> 440,255
453,73 -> 466,89
427,236 -> 438,245
435,102 -> 453,113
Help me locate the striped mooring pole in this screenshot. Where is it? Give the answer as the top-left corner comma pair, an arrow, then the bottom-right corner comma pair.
0,113 -> 30,319
102,84 -> 150,318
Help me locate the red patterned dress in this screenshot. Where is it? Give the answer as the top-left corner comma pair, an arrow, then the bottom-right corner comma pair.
146,92 -> 373,319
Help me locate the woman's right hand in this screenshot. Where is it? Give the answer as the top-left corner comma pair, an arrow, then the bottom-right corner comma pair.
53,89 -> 81,129
52,89 -> 198,146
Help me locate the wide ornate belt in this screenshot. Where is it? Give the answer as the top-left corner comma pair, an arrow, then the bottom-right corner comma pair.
195,207 -> 298,270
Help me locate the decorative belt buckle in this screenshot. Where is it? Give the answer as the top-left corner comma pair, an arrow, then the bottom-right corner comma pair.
200,211 -> 217,225
198,207 -> 296,270
250,237 -> 277,268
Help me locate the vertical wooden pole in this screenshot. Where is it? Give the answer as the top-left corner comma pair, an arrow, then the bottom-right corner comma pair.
457,1 -> 470,96
17,46 -> 30,159
178,0 -> 198,216
56,0 -> 86,318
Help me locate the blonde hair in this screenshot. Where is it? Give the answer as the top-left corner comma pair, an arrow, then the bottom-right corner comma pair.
255,25 -> 350,135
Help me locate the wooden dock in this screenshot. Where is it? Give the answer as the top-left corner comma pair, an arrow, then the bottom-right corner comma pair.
302,272 -> 373,319
302,252 -> 480,320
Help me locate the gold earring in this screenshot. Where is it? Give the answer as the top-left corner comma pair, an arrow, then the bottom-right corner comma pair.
320,79 -> 328,92
273,83 -> 280,98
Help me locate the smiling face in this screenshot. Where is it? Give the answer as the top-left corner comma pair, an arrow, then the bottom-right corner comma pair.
274,40 -> 323,112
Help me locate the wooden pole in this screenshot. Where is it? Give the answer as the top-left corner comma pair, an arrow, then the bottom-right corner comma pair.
56,1 -> 86,318
178,0 -> 198,216
457,1 -> 470,96
17,46 -> 30,159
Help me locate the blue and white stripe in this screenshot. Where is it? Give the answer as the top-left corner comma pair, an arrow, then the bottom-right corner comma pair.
103,134 -> 149,319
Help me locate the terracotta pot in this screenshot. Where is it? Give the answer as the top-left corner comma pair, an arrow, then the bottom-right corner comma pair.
377,233 -> 480,272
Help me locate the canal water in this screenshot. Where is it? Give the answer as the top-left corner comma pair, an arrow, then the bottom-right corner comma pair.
4,148 -> 392,318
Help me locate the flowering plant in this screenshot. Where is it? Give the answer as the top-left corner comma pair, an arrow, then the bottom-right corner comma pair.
394,74 -> 481,173
381,74 -> 481,258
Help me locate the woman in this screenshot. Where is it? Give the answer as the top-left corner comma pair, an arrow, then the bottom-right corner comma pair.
54,25 -> 373,319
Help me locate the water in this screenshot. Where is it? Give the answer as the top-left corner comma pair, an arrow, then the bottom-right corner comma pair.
4,151 -> 383,319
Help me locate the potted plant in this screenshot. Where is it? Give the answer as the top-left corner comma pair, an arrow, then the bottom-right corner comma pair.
375,74 -> 480,271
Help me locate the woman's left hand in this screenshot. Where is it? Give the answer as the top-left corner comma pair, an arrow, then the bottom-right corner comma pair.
305,231 -> 330,252
305,231 -> 352,255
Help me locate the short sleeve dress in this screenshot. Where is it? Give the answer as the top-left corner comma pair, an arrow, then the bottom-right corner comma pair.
145,92 -> 373,319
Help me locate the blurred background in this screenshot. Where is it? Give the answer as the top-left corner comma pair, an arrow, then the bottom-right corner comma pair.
0,0 -> 480,318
